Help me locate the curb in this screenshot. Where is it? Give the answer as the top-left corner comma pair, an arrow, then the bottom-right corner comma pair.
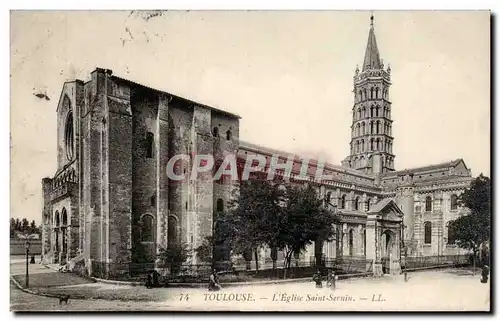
88,272 -> 374,288
10,276 -> 41,297
90,277 -> 143,286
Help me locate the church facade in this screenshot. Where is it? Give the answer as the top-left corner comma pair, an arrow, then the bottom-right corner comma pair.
41,18 -> 472,279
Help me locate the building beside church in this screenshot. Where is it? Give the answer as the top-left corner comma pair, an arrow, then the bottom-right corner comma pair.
41,17 -> 472,279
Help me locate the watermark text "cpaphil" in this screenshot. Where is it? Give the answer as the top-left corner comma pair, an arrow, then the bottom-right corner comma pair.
165,153 -> 334,182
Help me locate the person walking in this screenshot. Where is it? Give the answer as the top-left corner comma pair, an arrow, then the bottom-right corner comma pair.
313,269 -> 323,288
208,269 -> 221,291
480,265 -> 489,283
327,270 -> 336,289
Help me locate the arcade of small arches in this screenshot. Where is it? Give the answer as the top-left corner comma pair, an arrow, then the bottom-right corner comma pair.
51,168 -> 77,189
348,154 -> 394,170
351,119 -> 392,137
352,104 -> 391,121
50,207 -> 71,263
324,192 -> 373,212
350,137 -> 393,154
355,86 -> 389,102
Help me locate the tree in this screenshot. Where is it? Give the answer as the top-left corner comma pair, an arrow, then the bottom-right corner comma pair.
195,236 -> 214,265
10,218 -> 16,238
29,220 -> 39,234
21,218 -> 30,234
224,179 -> 284,272
157,243 -> 190,276
448,174 -> 490,273
277,183 -> 338,278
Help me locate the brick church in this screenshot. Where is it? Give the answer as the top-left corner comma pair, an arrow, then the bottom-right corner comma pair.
41,17 -> 472,279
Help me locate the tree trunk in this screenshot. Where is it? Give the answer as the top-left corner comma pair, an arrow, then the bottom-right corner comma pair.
254,249 -> 259,273
245,260 -> 251,271
283,250 -> 293,279
315,239 -> 323,269
472,249 -> 477,275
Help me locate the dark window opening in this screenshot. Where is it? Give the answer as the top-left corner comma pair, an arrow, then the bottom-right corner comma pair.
424,221 -> 432,244
146,132 -> 154,158
425,196 -> 432,212
216,198 -> 224,212
65,110 -> 74,160
450,194 -> 458,211
226,130 -> 232,141
141,215 -> 154,242
212,127 -> 219,137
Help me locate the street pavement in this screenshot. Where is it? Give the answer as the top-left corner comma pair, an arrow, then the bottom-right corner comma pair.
10,258 -> 490,312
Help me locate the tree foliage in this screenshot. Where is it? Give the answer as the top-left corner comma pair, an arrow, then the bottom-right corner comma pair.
224,180 -> 284,270
222,180 -> 338,276
277,184 -> 338,271
157,243 -> 190,275
10,218 -> 41,238
448,174 -> 490,256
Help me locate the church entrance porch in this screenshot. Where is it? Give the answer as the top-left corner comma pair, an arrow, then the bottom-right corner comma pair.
365,199 -> 404,277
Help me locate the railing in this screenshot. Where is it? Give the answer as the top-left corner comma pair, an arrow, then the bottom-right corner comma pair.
86,254 -> 471,282
50,182 -> 77,202
402,254 -> 469,270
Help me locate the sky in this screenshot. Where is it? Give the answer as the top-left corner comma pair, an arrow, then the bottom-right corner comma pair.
10,11 -> 490,223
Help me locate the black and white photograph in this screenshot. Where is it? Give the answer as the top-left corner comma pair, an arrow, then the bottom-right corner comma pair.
8,9 -> 491,312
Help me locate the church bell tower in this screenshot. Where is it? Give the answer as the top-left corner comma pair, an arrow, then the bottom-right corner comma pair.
342,14 -> 395,174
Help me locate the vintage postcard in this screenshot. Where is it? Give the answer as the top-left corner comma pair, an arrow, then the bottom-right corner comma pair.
9,10 -> 491,312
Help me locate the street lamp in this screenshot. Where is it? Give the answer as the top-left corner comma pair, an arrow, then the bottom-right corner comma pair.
25,240 -> 31,288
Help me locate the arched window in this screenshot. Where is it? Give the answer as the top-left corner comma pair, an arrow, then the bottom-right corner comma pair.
325,192 -> 331,206
370,138 -> 374,151
348,230 -> 354,256
425,196 -> 432,212
361,122 -> 365,135
361,139 -> 365,152
340,195 -> 346,209
376,121 -> 380,134
146,132 -> 154,158
450,194 -> 458,211
370,87 -> 374,99
370,121 -> 374,134
366,198 -> 371,211
65,110 -> 74,161
447,223 -> 455,244
216,198 -> 224,213
167,216 -> 178,245
424,221 -> 432,244
226,129 -> 232,141
141,215 -> 154,242
363,89 -> 367,101
376,138 -> 381,151
150,194 -> 156,207
356,123 -> 360,136
375,87 -> 379,99
212,126 -> 219,137
62,208 -> 68,226
359,90 -> 363,101
354,197 -> 360,210
357,108 -> 361,119
375,106 -> 379,117
356,140 -> 360,153
55,211 -> 60,227
362,107 -> 366,117
370,106 -> 375,117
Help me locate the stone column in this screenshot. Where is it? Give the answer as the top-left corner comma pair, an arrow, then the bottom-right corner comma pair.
366,214 -> 382,276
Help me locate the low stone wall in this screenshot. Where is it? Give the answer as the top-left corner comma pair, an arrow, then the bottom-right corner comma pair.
10,239 -> 42,256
